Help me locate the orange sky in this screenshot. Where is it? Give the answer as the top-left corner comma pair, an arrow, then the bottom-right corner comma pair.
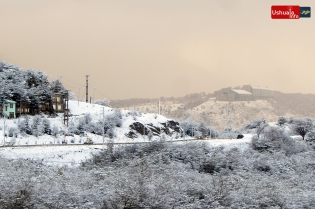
1,0 -> 314,100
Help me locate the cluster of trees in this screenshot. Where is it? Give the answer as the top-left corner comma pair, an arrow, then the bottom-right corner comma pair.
2,126 -> 315,208
11,108 -> 123,139
15,115 -> 52,137
0,62 -> 62,114
68,109 -> 122,138
180,119 -> 218,138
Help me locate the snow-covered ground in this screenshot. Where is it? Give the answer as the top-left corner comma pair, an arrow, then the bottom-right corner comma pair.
204,134 -> 252,151
0,100 -> 253,167
0,145 -> 103,167
0,136 -> 253,167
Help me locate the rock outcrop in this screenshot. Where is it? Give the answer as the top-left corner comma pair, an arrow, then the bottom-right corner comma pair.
126,120 -> 182,139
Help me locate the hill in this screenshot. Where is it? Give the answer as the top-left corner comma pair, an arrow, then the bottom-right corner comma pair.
110,91 -> 315,131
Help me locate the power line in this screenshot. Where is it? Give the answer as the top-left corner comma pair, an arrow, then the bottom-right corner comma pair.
62,77 -> 85,87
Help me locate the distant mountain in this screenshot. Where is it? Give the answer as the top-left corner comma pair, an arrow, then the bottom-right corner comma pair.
111,90 -> 315,131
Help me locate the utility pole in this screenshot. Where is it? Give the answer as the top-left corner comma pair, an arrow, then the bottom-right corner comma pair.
224,103 -> 233,138
85,75 -> 89,103
93,88 -> 95,103
78,87 -> 80,106
158,98 -> 160,115
209,102 -> 216,139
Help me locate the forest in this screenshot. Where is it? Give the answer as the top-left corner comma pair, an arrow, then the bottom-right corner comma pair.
1,118 -> 315,208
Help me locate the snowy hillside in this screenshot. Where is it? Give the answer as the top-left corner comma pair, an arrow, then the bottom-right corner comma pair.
0,100 -> 255,167
0,100 -> 187,147
119,99 -> 306,131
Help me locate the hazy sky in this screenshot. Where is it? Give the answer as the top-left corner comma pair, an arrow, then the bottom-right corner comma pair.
1,0 -> 314,100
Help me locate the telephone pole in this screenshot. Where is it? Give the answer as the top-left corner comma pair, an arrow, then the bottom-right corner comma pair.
85,75 -> 89,103
158,98 -> 160,114
224,103 -> 233,138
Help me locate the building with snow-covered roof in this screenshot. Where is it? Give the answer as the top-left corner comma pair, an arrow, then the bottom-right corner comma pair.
216,85 -> 274,101
242,85 -> 274,99
216,89 -> 253,101
229,89 -> 253,101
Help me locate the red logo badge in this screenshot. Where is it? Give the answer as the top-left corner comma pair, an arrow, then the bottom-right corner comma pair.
271,5 -> 300,19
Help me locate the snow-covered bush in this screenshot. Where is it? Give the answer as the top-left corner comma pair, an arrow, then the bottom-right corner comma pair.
128,110 -> 141,117
278,116 -> 287,126
105,109 -> 122,128
17,116 -> 32,135
68,121 -> 79,135
219,128 -> 241,139
88,122 -> 103,135
180,119 -> 218,138
290,118 -> 314,140
31,115 -> 43,137
252,126 -> 309,156
8,127 -> 19,138
241,119 -> 266,133
305,131 -> 315,141
51,124 -> 59,138
93,98 -> 110,107
42,118 -> 52,135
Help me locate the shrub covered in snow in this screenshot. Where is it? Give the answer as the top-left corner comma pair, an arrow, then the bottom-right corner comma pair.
290,118 -> 314,140
180,119 -> 217,138
93,98 -> 110,107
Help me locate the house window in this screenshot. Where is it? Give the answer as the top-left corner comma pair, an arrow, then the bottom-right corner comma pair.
10,104 -> 13,108
4,106 -> 7,111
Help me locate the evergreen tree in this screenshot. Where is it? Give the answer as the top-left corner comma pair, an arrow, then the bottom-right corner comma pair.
42,118 -> 52,135
31,115 -> 43,136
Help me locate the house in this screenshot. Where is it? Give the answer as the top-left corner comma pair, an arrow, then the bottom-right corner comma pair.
0,99 -> 16,118
216,85 -> 274,101
16,80 -> 68,116
242,85 -> 274,100
52,92 -> 65,113
229,89 -> 253,101
51,80 -> 68,113
216,88 -> 253,101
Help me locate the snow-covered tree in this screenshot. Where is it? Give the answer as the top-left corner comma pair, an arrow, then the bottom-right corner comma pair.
52,124 -> 59,138
17,116 -> 32,135
42,118 -> 52,135
278,116 -> 287,126
291,118 -> 313,140
31,115 -> 43,137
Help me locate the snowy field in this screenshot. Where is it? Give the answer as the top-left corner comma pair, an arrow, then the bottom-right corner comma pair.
0,136 -> 252,167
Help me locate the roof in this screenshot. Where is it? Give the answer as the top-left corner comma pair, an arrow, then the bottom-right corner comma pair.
0,99 -> 16,104
230,89 -> 252,95
252,86 -> 274,91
